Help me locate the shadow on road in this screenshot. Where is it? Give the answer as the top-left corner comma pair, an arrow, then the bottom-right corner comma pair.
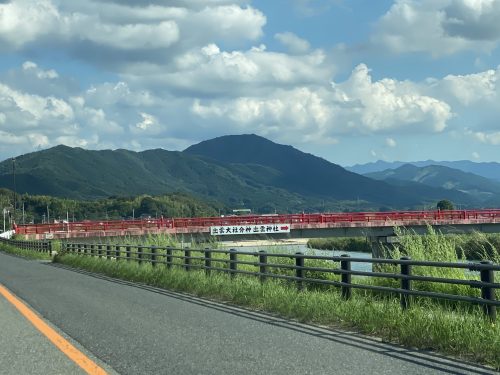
47,262 -> 497,375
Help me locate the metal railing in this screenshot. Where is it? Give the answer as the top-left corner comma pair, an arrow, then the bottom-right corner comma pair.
0,237 -> 52,253
62,242 -> 499,321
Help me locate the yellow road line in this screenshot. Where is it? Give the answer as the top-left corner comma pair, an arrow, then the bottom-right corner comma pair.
0,284 -> 107,375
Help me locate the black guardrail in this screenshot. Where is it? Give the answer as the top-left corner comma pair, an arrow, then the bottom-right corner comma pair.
0,237 -> 52,254
62,242 -> 499,321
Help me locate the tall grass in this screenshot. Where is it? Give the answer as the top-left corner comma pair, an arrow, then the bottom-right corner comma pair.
0,243 -> 52,260
54,253 -> 500,369
307,237 -> 371,253
376,226 -> 499,300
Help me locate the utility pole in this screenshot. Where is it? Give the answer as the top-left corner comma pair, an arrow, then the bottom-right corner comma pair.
2,208 -> 7,232
12,158 -> 16,224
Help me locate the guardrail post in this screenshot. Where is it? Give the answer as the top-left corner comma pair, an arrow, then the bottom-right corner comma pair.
341,254 -> 352,300
400,256 -> 412,310
204,248 -> 211,275
295,252 -> 304,291
151,246 -> 157,267
137,246 -> 143,265
98,245 -> 103,258
166,247 -> 173,269
114,245 -> 120,260
90,244 -> 95,256
259,250 -> 267,282
480,261 -> 496,322
229,249 -> 237,279
106,245 -> 111,260
126,245 -> 131,261
184,247 -> 191,271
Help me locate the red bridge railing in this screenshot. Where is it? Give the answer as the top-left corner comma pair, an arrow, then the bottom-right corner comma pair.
14,209 -> 500,236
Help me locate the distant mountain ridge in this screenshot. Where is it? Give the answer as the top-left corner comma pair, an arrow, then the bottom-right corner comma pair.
0,134 -> 477,212
365,164 -> 500,204
347,160 -> 500,182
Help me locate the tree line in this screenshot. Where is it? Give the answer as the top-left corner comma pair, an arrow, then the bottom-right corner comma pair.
0,188 -> 221,225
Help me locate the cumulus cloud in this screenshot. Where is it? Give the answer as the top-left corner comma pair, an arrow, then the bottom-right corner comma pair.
330,64 -> 452,134
425,67 -> 499,106
190,64 -> 454,146
0,66 -> 127,157
372,0 -> 500,56
2,0 -> 500,162
0,0 -> 265,70
122,43 -> 333,96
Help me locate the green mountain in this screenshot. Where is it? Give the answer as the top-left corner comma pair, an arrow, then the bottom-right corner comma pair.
0,135 -> 475,212
183,134 -> 472,207
365,164 -> 500,203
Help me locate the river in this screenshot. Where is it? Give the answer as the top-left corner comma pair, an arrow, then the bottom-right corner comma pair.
223,243 -> 373,272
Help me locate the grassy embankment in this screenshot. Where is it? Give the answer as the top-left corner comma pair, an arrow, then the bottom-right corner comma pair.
0,242 -> 53,260
307,237 -> 372,253
54,228 -> 500,369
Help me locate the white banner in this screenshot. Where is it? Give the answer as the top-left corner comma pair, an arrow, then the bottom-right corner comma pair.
210,224 -> 291,236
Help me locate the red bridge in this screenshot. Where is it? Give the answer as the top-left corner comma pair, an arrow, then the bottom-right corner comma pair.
14,209 -> 500,240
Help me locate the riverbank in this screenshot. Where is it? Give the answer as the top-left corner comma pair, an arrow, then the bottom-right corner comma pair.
219,238 -> 310,248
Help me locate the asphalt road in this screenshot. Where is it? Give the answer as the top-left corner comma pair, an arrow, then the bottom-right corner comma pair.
0,251 -> 497,375
0,293 -> 85,374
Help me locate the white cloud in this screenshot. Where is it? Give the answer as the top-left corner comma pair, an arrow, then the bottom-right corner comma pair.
274,32 -> 310,54
372,0 -> 500,56
469,130 -> 500,145
472,151 -> 480,159
22,61 -> 59,79
426,67 -> 498,106
330,64 -> 452,134
0,75 -> 126,156
122,44 -> 333,96
135,113 -> 157,130
386,138 -> 397,147
190,64 -> 454,146
0,0 -> 266,70
0,0 -> 60,49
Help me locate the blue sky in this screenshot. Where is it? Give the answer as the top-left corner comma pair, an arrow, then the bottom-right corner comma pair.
1,0 -> 500,166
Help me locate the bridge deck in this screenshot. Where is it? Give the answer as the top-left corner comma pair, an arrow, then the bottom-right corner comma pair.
14,209 -> 500,240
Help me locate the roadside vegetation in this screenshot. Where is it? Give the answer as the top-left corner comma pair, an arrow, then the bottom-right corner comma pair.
307,237 -> 371,253
0,242 -> 52,260
307,230 -> 500,261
